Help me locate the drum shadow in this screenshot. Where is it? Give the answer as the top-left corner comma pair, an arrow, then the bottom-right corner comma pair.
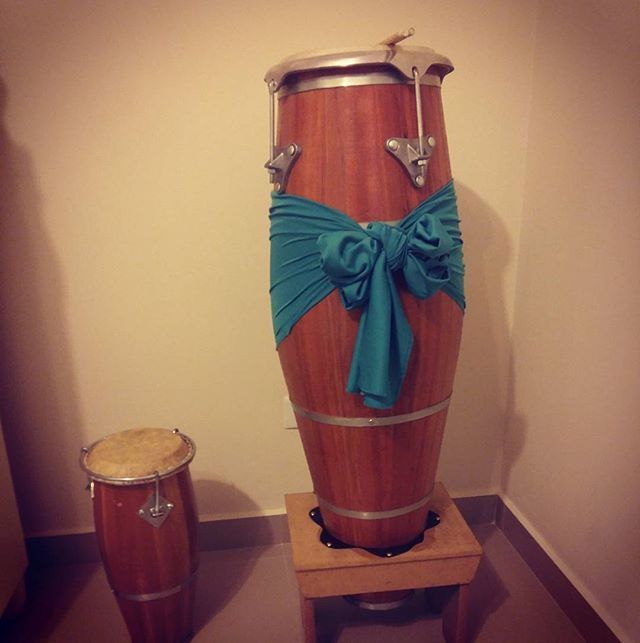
440,182 -> 518,495
191,479 -> 282,633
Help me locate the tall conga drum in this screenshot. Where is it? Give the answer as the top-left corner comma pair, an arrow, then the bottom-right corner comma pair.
266,32 -> 465,556
81,428 -> 198,642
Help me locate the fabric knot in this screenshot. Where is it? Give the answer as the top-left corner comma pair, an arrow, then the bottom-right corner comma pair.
317,212 -> 458,307
366,222 -> 408,272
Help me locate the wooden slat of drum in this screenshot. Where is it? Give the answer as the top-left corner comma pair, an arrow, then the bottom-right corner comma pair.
297,411 -> 447,548
279,83 -> 451,218
278,290 -> 462,418
93,470 -> 198,642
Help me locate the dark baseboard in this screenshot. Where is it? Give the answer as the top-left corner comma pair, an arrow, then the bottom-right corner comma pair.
26,513 -> 290,567
25,492 -> 619,642
25,494 -> 496,567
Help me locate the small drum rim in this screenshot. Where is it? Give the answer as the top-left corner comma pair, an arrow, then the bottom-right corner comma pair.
79,429 -> 196,486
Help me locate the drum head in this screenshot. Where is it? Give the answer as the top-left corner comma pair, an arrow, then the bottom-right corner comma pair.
83,428 -> 194,482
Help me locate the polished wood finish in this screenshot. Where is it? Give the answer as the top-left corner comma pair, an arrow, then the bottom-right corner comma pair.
443,583 -> 471,643
297,410 -> 448,548
93,469 -> 198,643
275,72 -> 463,548
286,483 -> 482,642
300,593 -> 317,643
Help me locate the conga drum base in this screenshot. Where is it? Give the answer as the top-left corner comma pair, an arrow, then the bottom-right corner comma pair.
310,501 -> 441,610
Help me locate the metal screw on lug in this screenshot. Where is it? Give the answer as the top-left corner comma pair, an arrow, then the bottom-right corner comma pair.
387,139 -> 399,152
415,175 -> 425,187
287,144 -> 296,156
274,182 -> 281,192
138,509 -> 145,516
427,136 -> 436,148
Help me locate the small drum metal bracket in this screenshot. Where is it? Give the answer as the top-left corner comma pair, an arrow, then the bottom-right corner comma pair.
385,135 -> 435,188
265,143 -> 301,194
137,472 -> 174,528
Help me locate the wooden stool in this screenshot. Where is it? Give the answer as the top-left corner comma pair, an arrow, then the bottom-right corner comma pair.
286,482 -> 482,643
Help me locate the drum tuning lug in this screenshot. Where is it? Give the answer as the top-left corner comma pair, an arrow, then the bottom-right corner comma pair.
265,143 -> 301,194
384,136 -> 435,188
265,79 -> 301,193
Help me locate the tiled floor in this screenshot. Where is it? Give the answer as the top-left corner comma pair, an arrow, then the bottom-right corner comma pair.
1,524 -> 584,642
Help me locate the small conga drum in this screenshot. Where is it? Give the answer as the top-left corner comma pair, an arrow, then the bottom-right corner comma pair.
266,30 -> 465,561
80,428 -> 198,643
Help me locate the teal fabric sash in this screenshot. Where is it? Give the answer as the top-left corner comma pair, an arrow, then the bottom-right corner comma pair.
269,180 -> 465,409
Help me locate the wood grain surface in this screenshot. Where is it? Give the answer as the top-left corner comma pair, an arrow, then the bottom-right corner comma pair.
93,470 -> 198,643
275,72 -> 463,550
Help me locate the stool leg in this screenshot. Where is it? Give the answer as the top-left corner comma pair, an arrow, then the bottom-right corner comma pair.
442,583 -> 470,643
300,593 -> 316,643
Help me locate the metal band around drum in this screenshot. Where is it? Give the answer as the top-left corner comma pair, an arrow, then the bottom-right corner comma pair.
318,487 -> 434,521
112,571 -> 197,602
290,395 -> 451,428
277,70 -> 442,97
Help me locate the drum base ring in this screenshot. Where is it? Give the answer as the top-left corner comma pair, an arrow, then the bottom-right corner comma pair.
344,590 -> 415,611
308,506 -> 441,558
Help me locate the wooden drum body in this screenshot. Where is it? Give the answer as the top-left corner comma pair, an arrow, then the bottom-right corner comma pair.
266,43 -> 463,550
81,428 -> 198,643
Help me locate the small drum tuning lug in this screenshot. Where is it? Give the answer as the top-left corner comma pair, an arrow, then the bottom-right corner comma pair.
138,493 -> 174,527
137,472 -> 174,528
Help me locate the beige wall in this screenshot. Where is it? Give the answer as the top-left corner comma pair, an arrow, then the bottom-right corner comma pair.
0,0 -> 536,537
503,1 -> 640,641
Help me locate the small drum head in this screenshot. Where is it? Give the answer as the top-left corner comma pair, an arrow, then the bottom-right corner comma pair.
82,428 -> 195,483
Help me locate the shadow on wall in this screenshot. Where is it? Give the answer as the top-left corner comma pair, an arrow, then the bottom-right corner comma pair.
0,77 -> 85,535
191,479 -> 278,634
442,182 -> 522,488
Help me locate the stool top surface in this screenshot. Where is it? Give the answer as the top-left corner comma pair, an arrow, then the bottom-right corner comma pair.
285,482 -> 482,572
